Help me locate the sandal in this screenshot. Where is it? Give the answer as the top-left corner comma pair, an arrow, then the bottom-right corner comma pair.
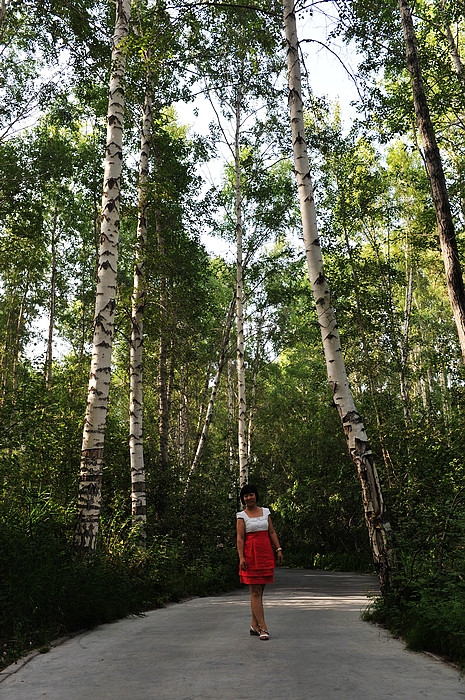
250,626 -> 260,636
259,628 -> 269,640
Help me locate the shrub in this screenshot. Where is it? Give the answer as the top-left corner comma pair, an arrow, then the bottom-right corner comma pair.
0,508 -> 238,670
363,576 -> 465,669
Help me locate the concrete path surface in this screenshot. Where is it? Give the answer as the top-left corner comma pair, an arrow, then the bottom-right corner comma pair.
1,568 -> 464,699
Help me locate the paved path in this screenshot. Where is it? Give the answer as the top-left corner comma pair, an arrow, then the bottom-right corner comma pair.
1,569 -> 464,699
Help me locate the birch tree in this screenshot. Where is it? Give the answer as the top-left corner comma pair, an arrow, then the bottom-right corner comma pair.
233,91 -> 249,486
283,0 -> 395,593
125,111 -> 219,508
335,0 -> 465,364
75,0 -> 131,553
195,1 -> 284,487
129,90 -> 152,539
184,292 -> 236,493
205,85 -> 252,487
125,0 -> 194,515
398,0 -> 465,365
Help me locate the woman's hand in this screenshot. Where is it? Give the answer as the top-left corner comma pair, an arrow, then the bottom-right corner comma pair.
239,557 -> 247,570
276,550 -> 283,566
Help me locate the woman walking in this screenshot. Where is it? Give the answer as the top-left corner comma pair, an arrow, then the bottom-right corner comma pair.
236,484 -> 283,640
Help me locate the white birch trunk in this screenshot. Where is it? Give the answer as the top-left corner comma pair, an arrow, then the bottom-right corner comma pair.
445,24 -> 464,78
129,91 -> 152,539
177,374 -> 189,467
439,368 -> 451,426
228,359 -> 236,489
440,7 -> 465,81
247,317 -> 262,465
0,302 -> 12,401
75,0 -> 131,553
1,283 -> 26,402
234,92 -> 249,486
284,0 -> 395,592
184,293 -> 236,493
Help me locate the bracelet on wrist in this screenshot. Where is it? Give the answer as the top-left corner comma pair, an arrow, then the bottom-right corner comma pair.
276,547 -> 282,552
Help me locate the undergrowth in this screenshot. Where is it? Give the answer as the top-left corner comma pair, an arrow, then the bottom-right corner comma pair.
6,506 -> 465,673
363,575 -> 465,670
284,545 -> 374,574
0,514 -> 238,671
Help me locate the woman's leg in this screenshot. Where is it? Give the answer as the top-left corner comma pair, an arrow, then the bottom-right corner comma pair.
249,584 -> 267,631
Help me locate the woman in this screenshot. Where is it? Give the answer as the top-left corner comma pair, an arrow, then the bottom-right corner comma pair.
236,484 -> 283,640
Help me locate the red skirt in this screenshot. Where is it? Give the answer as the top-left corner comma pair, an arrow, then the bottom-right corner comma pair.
239,531 -> 275,585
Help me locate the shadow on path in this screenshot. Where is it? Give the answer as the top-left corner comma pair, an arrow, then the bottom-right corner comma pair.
1,569 -> 464,699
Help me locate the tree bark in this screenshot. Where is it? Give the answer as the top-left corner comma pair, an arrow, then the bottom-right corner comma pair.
234,91 -> 249,486
228,359 -> 237,498
399,0 -> 465,364
400,263 -> 413,424
129,90 -> 152,540
12,280 -> 27,396
177,368 -> 189,468
75,0 -> 131,553
283,0 -> 395,593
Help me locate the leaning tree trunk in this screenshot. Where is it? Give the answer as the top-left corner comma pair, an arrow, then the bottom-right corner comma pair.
399,0 -> 465,364
184,292 -> 236,494
283,0 -> 395,593
129,90 -> 152,541
234,90 -> 249,487
75,0 -> 131,553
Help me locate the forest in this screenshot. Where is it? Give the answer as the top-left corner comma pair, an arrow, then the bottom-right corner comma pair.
2,0 -> 465,670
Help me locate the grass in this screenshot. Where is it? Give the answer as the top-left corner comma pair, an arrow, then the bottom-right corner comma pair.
0,519 -> 238,671
362,574 -> 465,670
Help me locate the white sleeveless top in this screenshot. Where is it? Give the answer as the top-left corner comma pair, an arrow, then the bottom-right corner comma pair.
237,507 -> 270,533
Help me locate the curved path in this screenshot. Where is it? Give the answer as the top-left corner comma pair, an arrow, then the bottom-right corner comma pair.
1,569 -> 464,699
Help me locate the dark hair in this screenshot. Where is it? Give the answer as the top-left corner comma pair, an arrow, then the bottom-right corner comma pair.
240,484 -> 259,505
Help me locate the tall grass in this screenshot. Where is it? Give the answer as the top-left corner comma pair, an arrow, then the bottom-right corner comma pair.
0,510 -> 238,670
363,575 -> 465,669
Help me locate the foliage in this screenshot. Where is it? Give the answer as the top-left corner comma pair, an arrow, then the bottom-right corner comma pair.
0,494 -> 238,671
363,575 -> 465,670
2,0 -> 465,673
